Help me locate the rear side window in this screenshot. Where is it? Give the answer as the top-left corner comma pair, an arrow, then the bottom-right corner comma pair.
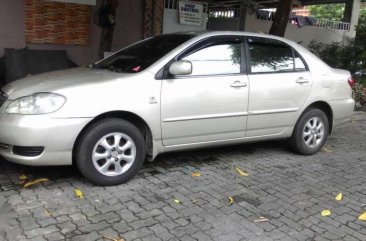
294,52 -> 307,71
247,38 -> 306,74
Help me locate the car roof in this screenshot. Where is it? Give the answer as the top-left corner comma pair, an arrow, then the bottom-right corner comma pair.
169,30 -> 282,39
166,31 -> 298,46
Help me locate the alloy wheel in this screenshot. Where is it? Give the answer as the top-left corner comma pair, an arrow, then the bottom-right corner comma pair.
303,117 -> 325,148
92,132 -> 136,176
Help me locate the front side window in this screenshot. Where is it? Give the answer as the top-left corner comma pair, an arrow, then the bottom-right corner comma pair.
180,41 -> 241,76
94,34 -> 194,73
248,38 -> 301,74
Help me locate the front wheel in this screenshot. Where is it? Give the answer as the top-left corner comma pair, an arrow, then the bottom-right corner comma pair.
75,118 -> 146,186
289,108 -> 329,155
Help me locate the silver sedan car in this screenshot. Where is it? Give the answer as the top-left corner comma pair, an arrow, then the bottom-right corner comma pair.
0,32 -> 355,185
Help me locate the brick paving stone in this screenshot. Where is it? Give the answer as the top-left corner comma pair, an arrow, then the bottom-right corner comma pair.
0,112 -> 366,240
148,223 -> 174,240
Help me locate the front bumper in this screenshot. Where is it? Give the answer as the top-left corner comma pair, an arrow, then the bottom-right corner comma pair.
0,112 -> 92,166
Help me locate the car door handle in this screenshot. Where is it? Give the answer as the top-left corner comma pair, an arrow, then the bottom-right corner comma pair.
296,77 -> 310,84
230,81 -> 247,88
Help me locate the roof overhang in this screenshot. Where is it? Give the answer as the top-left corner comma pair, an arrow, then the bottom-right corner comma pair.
207,0 -> 348,9
46,0 -> 96,5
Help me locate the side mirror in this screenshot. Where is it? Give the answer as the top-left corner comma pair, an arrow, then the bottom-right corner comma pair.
169,60 -> 192,76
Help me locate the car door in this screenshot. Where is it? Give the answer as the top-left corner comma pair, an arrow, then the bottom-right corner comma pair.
161,36 -> 249,146
246,37 -> 312,137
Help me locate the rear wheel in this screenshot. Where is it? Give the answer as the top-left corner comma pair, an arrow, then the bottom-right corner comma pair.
290,108 -> 329,155
76,118 -> 146,186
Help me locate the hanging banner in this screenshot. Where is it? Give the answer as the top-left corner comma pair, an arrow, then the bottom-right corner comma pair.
179,1 -> 203,26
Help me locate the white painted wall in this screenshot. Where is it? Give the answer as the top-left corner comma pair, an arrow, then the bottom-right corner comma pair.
163,9 -> 208,34
161,2 -> 361,47
245,12 -> 350,47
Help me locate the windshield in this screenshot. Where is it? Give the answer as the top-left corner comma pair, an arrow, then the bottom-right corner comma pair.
94,34 -> 195,73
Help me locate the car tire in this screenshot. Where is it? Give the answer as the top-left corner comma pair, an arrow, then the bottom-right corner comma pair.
289,108 -> 329,155
75,118 -> 146,186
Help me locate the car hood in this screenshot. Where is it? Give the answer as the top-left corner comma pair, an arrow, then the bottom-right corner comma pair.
2,67 -> 132,100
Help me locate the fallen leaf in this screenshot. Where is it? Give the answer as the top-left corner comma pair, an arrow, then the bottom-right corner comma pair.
174,199 -> 182,204
321,210 -> 331,217
191,172 -> 201,177
235,167 -> 249,177
19,174 -> 27,180
254,216 -> 270,223
322,147 -> 332,153
103,236 -> 126,241
335,193 -> 343,201
44,210 -> 53,217
75,189 -> 84,199
23,178 -> 49,188
358,212 -> 366,221
192,200 -> 198,204
228,196 -> 234,205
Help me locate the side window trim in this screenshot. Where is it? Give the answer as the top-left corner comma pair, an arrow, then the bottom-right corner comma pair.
245,36 -> 309,75
160,36 -> 246,79
241,39 -> 247,74
244,37 -> 252,75
293,49 -> 309,72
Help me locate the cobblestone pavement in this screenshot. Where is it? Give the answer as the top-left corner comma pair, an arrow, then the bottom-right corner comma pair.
1,112 -> 366,241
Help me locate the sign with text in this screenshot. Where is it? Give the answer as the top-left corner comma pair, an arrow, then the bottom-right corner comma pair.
179,1 -> 203,26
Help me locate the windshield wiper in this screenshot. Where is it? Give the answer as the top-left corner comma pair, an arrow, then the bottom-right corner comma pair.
104,66 -> 125,73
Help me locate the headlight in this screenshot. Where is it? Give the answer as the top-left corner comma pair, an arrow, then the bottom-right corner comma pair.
6,93 -> 66,115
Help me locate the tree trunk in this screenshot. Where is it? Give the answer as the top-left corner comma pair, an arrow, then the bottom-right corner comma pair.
269,0 -> 293,37
238,3 -> 247,31
343,0 -> 354,23
98,0 -> 119,60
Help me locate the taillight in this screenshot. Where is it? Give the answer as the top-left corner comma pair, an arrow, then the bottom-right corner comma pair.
348,77 -> 355,88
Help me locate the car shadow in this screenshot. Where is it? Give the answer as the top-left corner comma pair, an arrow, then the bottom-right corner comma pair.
149,139 -> 290,167
0,139 -> 290,184
0,160 -> 81,181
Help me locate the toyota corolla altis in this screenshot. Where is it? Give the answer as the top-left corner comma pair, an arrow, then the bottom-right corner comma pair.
0,32 -> 355,185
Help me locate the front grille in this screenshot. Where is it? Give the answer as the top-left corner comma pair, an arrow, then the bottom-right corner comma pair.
0,143 -> 10,150
12,146 -> 44,157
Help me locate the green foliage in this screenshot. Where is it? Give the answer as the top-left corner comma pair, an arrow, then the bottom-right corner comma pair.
308,5 -> 366,105
356,9 -> 366,48
308,4 -> 345,21
308,4 -> 366,75
309,38 -> 366,105
308,4 -> 366,22
354,83 -> 366,106
308,40 -> 362,73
